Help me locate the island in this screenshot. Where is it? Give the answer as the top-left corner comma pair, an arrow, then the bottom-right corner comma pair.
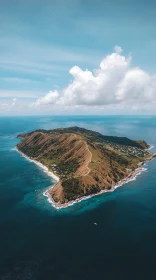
17,126 -> 156,208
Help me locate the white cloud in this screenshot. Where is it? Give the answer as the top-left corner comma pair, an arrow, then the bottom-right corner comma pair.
34,47 -> 156,108
1,77 -> 36,83
11,98 -> 17,106
35,90 -> 59,106
0,98 -> 17,111
114,45 -> 123,54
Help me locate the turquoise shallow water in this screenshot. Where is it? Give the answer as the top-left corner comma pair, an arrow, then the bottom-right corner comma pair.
0,116 -> 156,280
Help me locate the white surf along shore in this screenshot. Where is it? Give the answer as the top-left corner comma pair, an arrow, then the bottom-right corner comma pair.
16,147 -> 59,182
16,145 -> 155,210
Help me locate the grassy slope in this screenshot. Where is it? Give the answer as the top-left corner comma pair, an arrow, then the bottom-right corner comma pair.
17,127 -> 153,204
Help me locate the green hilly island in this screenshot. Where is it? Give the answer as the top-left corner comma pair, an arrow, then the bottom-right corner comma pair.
17,127 -> 155,206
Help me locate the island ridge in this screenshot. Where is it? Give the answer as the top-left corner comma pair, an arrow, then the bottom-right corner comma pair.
17,127 -> 156,207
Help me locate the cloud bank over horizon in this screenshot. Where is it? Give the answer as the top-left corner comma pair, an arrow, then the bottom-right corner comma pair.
34,46 -> 156,110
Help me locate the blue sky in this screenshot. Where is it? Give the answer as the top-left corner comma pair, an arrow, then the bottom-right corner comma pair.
1,0 -> 156,115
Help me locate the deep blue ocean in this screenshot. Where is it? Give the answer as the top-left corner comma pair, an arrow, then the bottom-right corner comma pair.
0,115 -> 156,280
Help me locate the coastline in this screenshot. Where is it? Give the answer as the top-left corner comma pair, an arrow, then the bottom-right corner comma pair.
44,165 -> 148,209
16,147 -> 59,182
16,145 -> 155,210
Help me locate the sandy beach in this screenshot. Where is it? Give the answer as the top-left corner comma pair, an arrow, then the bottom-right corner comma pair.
16,147 -> 59,182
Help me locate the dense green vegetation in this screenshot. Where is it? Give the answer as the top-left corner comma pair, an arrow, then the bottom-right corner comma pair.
18,126 -> 149,149
39,126 -> 148,149
62,177 -> 83,201
85,184 -> 101,195
52,159 -> 80,178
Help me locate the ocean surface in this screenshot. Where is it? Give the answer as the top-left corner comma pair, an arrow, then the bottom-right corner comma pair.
0,115 -> 156,280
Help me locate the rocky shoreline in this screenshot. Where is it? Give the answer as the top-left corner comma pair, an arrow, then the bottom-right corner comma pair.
16,143 -> 156,210
44,164 -> 148,209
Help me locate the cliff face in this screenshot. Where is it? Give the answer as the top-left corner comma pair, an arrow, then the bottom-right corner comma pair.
17,127 -> 153,204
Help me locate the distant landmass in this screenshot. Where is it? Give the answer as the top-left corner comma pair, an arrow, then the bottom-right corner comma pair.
17,127 -> 155,208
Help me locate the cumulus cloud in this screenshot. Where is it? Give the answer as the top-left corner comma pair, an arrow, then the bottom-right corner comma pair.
35,90 -> 59,106
34,47 -> 156,108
